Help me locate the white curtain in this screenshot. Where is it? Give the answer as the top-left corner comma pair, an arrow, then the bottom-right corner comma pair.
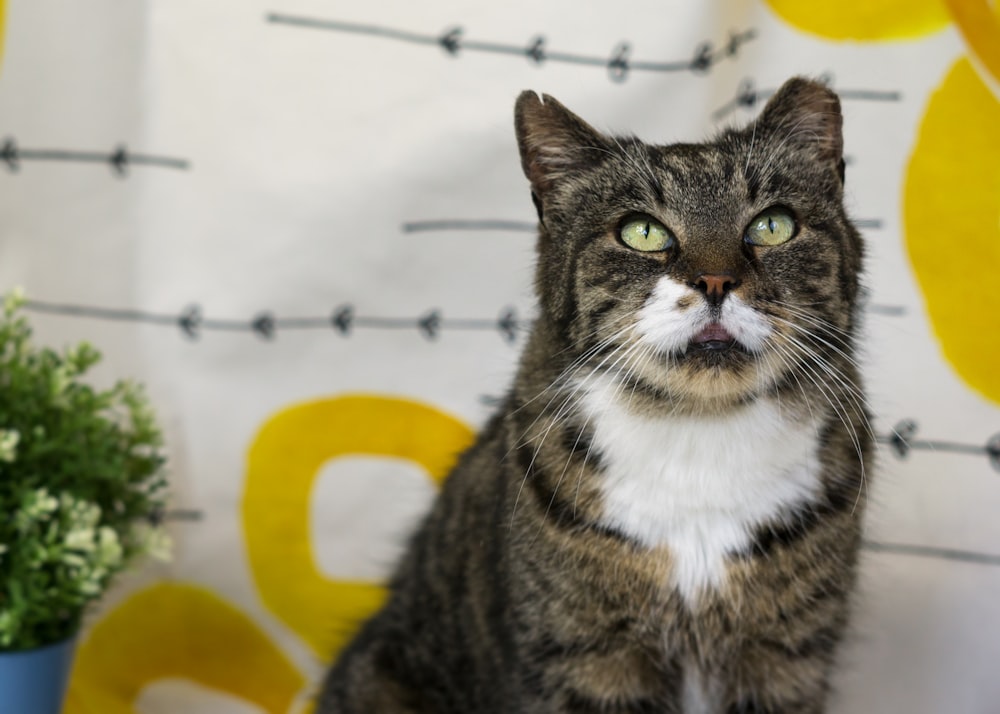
1,1 -> 998,712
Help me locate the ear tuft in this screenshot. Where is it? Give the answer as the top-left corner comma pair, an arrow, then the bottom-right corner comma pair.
514,92 -> 608,196
755,77 -> 844,164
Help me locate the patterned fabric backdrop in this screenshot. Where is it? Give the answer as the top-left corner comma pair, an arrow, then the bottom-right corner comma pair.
1,1 -> 998,712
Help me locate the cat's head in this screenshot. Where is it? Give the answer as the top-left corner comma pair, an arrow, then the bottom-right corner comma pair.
514,78 -> 864,410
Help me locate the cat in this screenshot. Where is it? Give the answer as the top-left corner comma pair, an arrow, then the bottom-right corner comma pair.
317,76 -> 872,714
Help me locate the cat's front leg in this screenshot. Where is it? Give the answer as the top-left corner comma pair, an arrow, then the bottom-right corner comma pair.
726,695 -> 827,714
511,639 -> 684,714
315,650 -> 427,714
722,642 -> 839,714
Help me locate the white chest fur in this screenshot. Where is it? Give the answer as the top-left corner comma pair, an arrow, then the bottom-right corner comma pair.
579,376 -> 823,602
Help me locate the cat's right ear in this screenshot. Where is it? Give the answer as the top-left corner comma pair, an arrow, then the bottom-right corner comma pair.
754,77 -> 844,173
514,92 -> 608,202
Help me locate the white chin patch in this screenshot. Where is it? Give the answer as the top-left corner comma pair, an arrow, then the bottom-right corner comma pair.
635,276 -> 772,354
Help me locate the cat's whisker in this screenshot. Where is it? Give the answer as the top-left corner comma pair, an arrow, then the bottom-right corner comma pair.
764,307 -> 864,379
772,333 -> 871,511
771,324 -> 876,444
568,339 -> 652,520
526,339 -> 649,542
774,339 -> 854,444
508,316 -> 636,429
764,338 -> 819,427
769,317 -> 870,402
529,325 -> 637,419
566,339 -> 679,523
511,322 -> 647,529
772,327 -> 871,429
573,339 -> 659,501
768,300 -> 856,341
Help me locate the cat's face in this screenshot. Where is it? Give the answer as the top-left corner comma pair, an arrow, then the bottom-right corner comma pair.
515,78 -> 864,409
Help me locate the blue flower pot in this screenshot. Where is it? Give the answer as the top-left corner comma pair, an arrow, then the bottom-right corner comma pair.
0,636 -> 77,714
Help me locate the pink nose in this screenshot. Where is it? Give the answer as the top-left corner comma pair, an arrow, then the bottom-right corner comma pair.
693,273 -> 739,306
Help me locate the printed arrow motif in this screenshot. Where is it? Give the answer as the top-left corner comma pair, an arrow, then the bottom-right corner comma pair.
0,137 -> 189,176
1,138 -> 19,171
418,310 -> 442,340
179,305 -> 202,339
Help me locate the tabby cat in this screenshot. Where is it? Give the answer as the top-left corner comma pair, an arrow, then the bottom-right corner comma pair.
318,77 -> 872,714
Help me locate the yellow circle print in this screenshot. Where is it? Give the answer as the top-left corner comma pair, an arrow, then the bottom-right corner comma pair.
0,0 -> 6,72
242,394 -> 474,658
764,0 -> 950,41
943,0 -> 1000,85
904,59 -> 1000,404
65,583 -> 306,714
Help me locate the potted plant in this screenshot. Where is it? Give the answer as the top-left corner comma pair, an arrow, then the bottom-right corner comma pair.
0,288 -> 170,713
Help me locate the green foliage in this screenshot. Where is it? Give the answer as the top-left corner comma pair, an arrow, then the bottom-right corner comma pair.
0,290 -> 169,651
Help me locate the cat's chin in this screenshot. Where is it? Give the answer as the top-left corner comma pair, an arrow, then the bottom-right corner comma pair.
685,339 -> 749,356
677,349 -> 759,401
620,345 -> 775,410
675,339 -> 753,365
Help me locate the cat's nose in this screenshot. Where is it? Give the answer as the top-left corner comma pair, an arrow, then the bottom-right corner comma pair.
692,273 -> 740,307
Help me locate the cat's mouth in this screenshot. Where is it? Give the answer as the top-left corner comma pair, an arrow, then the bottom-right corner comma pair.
688,322 -> 741,352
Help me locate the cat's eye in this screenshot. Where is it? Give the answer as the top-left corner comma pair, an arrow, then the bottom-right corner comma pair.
619,217 -> 675,253
745,207 -> 797,247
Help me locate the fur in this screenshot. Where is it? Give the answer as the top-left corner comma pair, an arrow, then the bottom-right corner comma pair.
318,77 -> 872,714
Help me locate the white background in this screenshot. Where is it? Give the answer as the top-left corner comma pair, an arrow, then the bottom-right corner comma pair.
1,1 -> 998,712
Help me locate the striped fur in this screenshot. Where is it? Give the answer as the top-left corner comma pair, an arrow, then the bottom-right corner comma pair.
318,77 -> 871,713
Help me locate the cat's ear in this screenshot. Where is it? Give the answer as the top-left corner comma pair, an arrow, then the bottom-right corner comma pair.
515,91 -> 609,198
755,77 -> 844,168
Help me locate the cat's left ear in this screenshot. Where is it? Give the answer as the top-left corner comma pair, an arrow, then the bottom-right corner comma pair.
515,91 -> 610,200
755,77 -> 845,180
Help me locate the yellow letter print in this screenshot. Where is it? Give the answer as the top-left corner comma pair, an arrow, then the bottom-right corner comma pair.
65,583 -> 306,714
905,58 -> 1000,404
764,0 -> 949,41
242,393 -> 474,658
0,0 -> 6,72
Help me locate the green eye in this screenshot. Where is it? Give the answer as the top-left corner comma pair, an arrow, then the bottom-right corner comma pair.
745,207 -> 797,247
619,217 -> 675,252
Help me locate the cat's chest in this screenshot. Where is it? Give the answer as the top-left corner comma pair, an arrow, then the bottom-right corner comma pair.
578,377 -> 823,602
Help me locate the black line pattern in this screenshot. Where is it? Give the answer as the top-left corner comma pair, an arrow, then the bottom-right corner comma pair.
713,76 -> 902,119
403,219 -> 537,234
879,420 -> 1000,472
23,299 -> 524,344
266,14 -> 756,82
863,540 -> 1000,567
0,138 -> 189,177
866,303 -> 906,317
150,508 -> 205,525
